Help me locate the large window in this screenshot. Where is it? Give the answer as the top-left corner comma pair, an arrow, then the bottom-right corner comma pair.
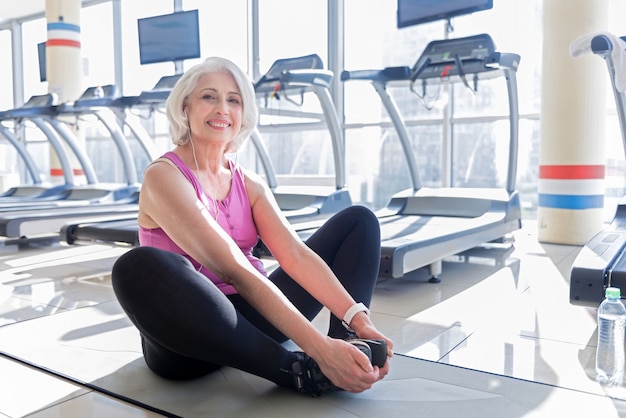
184,0 -> 248,69
81,2 -> 115,89
257,0 -> 327,76
0,30 -> 12,111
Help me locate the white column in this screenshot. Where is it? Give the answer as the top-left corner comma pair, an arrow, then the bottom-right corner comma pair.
538,0 -> 608,244
45,0 -> 85,184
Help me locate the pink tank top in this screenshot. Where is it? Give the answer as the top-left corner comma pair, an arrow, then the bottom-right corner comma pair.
139,151 -> 266,295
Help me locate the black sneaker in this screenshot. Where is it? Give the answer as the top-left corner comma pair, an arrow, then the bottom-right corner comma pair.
288,341 -> 373,397
345,338 -> 388,368
342,330 -> 388,368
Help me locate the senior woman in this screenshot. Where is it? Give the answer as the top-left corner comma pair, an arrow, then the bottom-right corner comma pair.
111,56 -> 392,396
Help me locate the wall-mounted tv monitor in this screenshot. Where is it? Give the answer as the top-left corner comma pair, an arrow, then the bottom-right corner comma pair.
397,0 -> 493,28
37,41 -> 46,82
137,9 -> 200,65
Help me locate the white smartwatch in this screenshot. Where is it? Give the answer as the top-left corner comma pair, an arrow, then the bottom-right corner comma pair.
342,302 -> 369,330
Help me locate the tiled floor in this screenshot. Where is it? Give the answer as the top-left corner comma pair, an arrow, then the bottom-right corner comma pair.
1,221 -> 626,417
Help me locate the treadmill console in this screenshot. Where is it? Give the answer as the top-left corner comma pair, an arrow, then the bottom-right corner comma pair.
152,74 -> 183,91
136,74 -> 183,105
411,33 -> 505,81
24,93 -> 57,108
80,85 -> 117,100
5,93 -> 59,117
74,84 -> 119,108
341,33 -> 519,89
255,54 -> 328,95
258,54 -> 323,83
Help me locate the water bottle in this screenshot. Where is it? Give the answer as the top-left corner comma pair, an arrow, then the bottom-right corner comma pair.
596,287 -> 626,385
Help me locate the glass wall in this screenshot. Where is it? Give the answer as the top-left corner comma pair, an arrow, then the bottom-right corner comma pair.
0,30 -> 12,111
2,0 -> 626,221
257,0 -> 327,74
81,2 -> 115,89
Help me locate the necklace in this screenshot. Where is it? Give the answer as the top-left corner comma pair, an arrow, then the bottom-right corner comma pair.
189,138 -> 233,222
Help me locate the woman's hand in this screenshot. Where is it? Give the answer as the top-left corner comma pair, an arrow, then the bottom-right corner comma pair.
347,312 -> 394,381
312,337 -> 381,393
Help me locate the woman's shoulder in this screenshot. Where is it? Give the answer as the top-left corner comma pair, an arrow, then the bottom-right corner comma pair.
236,164 -> 266,187
144,157 -> 178,178
142,155 -> 190,191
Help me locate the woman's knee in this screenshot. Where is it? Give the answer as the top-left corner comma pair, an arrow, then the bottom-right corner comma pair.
113,247 -> 189,278
111,246 -> 191,301
342,205 -> 380,240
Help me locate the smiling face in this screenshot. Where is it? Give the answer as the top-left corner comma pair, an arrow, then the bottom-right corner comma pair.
185,71 -> 243,146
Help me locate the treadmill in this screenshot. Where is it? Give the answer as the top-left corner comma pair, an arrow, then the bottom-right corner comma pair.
341,34 -> 522,282
0,93 -> 95,201
0,86 -> 144,241
0,87 -> 142,210
570,34 -> 626,307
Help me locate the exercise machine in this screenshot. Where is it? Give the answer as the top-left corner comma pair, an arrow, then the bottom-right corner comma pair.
0,93 -> 96,201
0,86 -> 147,240
570,34 -> 626,307
254,54 -> 352,222
341,34 -> 522,281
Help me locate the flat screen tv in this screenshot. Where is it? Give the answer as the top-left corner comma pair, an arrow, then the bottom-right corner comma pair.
137,9 -> 200,65
397,0 -> 493,28
37,41 -> 46,82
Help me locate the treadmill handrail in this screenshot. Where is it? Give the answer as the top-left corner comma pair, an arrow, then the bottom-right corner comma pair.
45,118 -> 99,184
27,118 -> 78,185
340,67 -> 411,83
312,83 -> 346,189
250,128 -> 278,189
279,69 -> 333,88
109,107 -> 158,162
0,123 -> 42,184
503,66 -> 519,193
590,34 -> 626,154
372,81 -> 422,191
256,57 -> 346,190
58,85 -> 139,185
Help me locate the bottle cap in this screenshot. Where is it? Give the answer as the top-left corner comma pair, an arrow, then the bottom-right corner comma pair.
606,287 -> 621,299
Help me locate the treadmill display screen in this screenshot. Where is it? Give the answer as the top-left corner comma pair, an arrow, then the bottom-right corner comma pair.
137,10 -> 200,65
397,0 -> 493,28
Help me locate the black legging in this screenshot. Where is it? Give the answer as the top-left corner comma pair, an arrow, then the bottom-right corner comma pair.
111,205 -> 381,389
